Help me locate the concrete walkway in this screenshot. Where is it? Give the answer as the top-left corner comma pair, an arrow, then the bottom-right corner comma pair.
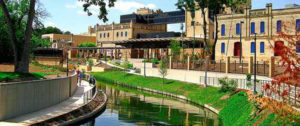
0,81 -> 93,126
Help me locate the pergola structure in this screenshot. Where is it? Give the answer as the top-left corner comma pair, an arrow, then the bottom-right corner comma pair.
71,37 -> 204,60
113,37 -> 204,59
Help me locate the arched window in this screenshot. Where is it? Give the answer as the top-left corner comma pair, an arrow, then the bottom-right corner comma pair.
260,22 -> 265,33
107,33 -> 110,37
221,24 -> 225,36
260,42 -> 265,53
121,32 -> 123,37
125,31 -> 128,37
236,23 -> 240,35
116,32 -> 119,37
251,22 -> 255,34
221,43 -> 225,54
251,42 -> 255,53
103,33 -> 106,38
100,33 -> 102,38
277,20 -> 282,33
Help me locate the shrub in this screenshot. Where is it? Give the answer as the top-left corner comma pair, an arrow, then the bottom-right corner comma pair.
87,59 -> 94,66
152,57 -> 160,64
218,77 -> 238,92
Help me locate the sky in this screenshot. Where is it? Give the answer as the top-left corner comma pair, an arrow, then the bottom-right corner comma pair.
39,0 -> 300,34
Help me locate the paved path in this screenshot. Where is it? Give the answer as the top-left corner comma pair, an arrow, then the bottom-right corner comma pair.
0,80 -> 93,126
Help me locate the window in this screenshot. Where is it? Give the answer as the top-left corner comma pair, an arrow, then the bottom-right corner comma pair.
121,32 -> 123,37
260,42 -> 265,53
236,23 -> 240,35
100,33 -> 102,38
107,33 -> 110,37
221,24 -> 225,36
221,43 -> 225,54
116,32 -> 119,37
251,42 -> 255,53
103,33 -> 106,38
251,22 -> 255,34
125,31 -> 128,37
296,19 -> 300,32
297,41 -> 300,53
260,22 -> 265,33
277,20 -> 282,33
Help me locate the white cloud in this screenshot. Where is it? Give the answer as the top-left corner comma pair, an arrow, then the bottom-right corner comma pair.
45,21 -> 56,27
65,0 -> 157,14
113,0 -> 156,12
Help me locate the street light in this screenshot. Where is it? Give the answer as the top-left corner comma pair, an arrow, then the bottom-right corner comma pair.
253,33 -> 257,94
240,21 -> 244,63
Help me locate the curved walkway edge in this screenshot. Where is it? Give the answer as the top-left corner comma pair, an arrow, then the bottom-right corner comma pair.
59,91 -> 107,126
109,81 -> 220,114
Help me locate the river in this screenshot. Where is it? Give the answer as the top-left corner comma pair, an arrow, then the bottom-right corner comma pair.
80,83 -> 220,126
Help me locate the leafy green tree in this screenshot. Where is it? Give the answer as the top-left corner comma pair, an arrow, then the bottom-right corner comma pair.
78,42 -> 97,47
64,31 -> 72,35
0,0 -> 117,73
159,59 -> 168,84
170,39 -> 181,61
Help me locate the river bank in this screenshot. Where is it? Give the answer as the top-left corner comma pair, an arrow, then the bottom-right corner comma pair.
92,70 -> 297,126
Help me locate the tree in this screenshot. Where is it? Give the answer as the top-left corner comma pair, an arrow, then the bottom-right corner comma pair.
78,42 -> 97,47
176,0 -> 247,87
250,20 -> 300,122
159,58 -> 168,84
64,31 -> 72,35
170,39 -> 181,61
0,0 -> 36,73
0,0 -> 117,73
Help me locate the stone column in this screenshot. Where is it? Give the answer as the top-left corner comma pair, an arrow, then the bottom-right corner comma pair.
169,56 -> 173,69
248,57 -> 254,74
225,56 -> 230,74
269,56 -> 275,77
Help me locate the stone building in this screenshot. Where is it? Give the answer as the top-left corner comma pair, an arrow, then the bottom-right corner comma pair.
42,34 -> 96,49
215,3 -> 300,61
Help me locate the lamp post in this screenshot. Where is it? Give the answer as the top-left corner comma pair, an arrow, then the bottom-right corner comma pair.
254,33 -> 257,94
239,21 -> 244,63
66,49 -> 69,76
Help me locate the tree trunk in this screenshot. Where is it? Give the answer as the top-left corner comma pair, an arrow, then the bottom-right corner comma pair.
16,0 -> 36,73
0,0 -> 19,71
201,8 -> 208,87
0,0 -> 36,73
212,14 -> 219,60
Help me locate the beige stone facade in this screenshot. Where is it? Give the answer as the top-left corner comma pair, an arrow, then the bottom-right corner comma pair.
42,34 -> 96,49
215,4 -> 300,61
92,21 -> 167,48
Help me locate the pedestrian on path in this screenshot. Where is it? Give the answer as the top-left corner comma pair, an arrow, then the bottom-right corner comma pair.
88,75 -> 96,86
76,69 -> 80,84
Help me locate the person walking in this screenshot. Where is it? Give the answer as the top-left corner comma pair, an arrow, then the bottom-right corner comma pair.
76,69 -> 80,84
89,75 -> 96,86
79,71 -> 84,86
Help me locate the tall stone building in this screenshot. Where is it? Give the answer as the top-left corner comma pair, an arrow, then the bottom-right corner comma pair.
215,3 -> 300,61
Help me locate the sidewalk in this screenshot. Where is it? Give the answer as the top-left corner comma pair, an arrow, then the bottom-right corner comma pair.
0,80 -> 93,126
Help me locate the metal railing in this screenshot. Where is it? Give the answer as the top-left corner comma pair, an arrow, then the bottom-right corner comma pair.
83,85 -> 97,104
199,76 -> 300,106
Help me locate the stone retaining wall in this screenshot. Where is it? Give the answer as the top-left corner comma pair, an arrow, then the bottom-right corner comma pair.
0,74 -> 78,120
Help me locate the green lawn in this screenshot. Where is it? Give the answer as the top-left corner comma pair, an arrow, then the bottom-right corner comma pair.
0,72 -> 52,82
92,70 -> 295,126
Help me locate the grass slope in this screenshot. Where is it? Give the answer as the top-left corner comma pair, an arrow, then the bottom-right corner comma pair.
92,70 -> 257,125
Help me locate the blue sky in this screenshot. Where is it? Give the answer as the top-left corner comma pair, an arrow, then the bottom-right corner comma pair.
40,0 -> 300,34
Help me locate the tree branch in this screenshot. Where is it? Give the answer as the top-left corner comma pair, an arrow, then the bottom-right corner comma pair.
0,0 -> 18,66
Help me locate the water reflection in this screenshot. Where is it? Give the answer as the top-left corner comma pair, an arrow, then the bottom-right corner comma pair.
81,83 -> 219,126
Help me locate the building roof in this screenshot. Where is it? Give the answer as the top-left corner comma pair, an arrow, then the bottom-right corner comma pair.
110,37 -> 203,44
